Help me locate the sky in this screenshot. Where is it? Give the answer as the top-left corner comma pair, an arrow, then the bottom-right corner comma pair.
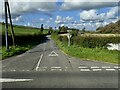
0,0 -> 120,30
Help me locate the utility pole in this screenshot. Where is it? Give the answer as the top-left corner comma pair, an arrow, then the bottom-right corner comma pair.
5,0 -> 9,51
4,0 -> 15,51
7,1 -> 15,46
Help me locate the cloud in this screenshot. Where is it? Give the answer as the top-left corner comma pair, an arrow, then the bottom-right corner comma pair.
1,1 -> 56,18
106,7 -> 119,19
55,15 -> 73,24
61,0 -> 119,10
80,9 -> 105,22
39,18 -> 45,22
80,6 -> 119,22
12,16 -> 23,22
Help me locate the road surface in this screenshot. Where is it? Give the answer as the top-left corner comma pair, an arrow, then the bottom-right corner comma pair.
1,35 -> 119,89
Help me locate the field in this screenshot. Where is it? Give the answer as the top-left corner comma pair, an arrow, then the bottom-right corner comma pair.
1,23 -> 48,59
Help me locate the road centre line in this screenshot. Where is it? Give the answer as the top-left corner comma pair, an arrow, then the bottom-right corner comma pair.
35,54 -> 43,71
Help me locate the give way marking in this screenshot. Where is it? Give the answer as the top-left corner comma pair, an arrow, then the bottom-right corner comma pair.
49,51 -> 58,56
0,78 -> 33,82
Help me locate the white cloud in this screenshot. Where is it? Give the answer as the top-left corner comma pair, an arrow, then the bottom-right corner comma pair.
80,6 -> 119,22
1,1 -> 56,18
80,10 -> 99,21
39,18 -> 45,21
55,15 -> 73,24
106,7 -> 119,19
61,0 -> 119,10
12,16 -> 22,22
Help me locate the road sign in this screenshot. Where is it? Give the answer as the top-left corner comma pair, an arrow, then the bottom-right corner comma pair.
67,33 -> 72,39
49,51 -> 58,56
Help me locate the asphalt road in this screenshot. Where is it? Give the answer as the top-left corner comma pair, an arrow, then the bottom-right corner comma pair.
1,35 -> 119,89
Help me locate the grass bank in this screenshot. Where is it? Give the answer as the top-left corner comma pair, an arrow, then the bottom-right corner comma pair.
52,33 -> 119,64
1,23 -> 48,60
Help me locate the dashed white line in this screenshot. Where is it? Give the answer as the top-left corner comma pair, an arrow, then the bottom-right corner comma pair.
51,69 -> 62,71
51,67 -> 61,69
102,66 -> 111,68
10,70 -> 16,71
114,66 -> 120,69
78,66 -> 88,69
80,69 -> 90,71
91,66 -> 100,69
105,69 -> 115,71
92,69 -> 102,71
36,54 -> 43,71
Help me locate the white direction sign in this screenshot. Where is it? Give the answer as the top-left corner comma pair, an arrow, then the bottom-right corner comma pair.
49,51 -> 58,57
67,33 -> 72,39
0,78 -> 33,82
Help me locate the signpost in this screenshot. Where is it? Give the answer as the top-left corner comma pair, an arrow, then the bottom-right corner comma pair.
67,30 -> 72,46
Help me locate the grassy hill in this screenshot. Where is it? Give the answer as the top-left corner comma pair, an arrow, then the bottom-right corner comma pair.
96,20 -> 120,34
1,22 -> 48,59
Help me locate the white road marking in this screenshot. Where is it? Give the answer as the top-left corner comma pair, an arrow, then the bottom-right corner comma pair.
78,66 -> 88,69
51,67 -> 61,69
105,69 -> 115,71
114,66 -> 120,69
102,66 -> 111,68
36,54 -> 43,71
92,69 -> 102,71
119,69 -> 120,71
49,51 -> 58,56
51,69 -> 62,71
10,70 -> 16,71
26,70 -> 30,71
0,78 -> 33,82
91,66 -> 100,69
80,69 -> 90,71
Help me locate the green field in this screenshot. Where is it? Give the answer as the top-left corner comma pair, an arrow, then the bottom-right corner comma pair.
1,23 -> 48,59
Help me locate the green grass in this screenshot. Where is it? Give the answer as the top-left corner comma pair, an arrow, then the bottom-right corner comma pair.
52,33 -> 119,64
1,23 -> 48,60
1,23 -> 48,35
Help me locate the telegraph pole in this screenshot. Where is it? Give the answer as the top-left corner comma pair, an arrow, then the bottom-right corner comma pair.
7,1 -> 15,46
4,0 -> 15,51
5,0 -> 9,51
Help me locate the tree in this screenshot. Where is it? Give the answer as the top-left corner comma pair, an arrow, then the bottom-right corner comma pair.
82,27 -> 85,32
40,24 -> 44,34
48,27 -> 53,34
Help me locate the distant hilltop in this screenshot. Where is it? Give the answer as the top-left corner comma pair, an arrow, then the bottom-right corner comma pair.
96,20 -> 120,34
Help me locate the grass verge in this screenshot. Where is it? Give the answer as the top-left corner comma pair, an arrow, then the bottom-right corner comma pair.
52,33 -> 119,64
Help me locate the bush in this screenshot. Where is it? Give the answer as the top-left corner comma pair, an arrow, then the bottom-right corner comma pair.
57,35 -> 120,48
